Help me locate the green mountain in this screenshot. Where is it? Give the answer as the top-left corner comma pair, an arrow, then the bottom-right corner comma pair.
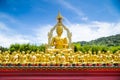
80,34 -> 120,46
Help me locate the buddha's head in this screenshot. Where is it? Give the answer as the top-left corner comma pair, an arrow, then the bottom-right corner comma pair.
56,25 -> 63,36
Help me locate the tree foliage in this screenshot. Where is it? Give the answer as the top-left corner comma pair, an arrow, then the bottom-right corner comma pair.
9,43 -> 45,52
0,46 -> 8,51
73,34 -> 120,53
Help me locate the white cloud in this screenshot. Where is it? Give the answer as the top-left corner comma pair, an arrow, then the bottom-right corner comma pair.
0,22 -> 31,48
0,21 -> 120,48
34,25 -> 53,44
35,21 -> 120,43
0,13 -> 17,23
0,22 -> 11,31
81,17 -> 88,21
0,34 -> 30,48
69,21 -> 120,42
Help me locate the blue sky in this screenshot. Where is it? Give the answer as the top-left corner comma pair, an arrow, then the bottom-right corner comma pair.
0,0 -> 120,47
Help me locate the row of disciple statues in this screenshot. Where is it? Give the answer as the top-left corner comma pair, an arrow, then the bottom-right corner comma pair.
0,50 -> 120,65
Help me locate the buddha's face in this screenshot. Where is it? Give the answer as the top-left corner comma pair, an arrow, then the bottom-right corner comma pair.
56,26 -> 63,36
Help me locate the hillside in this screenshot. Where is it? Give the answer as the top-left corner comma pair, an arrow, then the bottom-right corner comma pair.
80,34 -> 120,46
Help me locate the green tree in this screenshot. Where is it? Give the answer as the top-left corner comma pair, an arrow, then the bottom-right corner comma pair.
73,43 -> 81,52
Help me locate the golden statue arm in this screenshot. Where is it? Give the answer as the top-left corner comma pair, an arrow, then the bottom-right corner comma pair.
48,24 -> 57,48
50,37 -> 55,46
63,37 -> 68,48
62,24 -> 72,48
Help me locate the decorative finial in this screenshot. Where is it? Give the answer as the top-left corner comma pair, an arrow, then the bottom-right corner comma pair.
57,11 -> 63,21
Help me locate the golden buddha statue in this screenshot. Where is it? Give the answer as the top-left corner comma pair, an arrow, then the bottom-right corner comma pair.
0,50 -> 3,63
46,12 -> 73,53
51,25 -> 68,49
29,51 -> 37,64
50,12 -> 68,49
49,54 -> 56,64
12,51 -> 20,64
55,53 -> 61,64
3,51 -> 10,63
35,50 -> 41,63
20,51 -> 27,64
41,52 -> 47,64
26,50 -> 30,62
